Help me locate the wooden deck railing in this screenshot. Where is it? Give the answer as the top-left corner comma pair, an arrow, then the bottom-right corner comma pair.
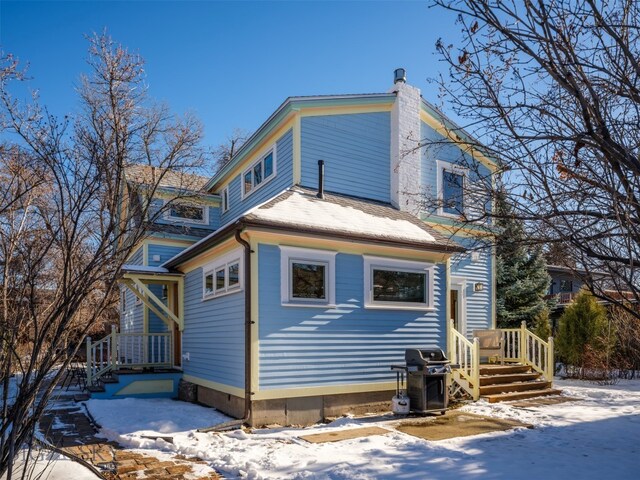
86,325 -> 173,386
448,319 -> 480,400
449,320 -> 554,400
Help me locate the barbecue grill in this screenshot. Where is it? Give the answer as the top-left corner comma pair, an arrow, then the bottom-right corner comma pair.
405,347 -> 453,414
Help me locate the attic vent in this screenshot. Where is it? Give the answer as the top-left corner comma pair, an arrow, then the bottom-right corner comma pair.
394,68 -> 406,84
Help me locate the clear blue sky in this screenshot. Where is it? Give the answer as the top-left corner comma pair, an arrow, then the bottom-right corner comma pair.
0,0 -> 461,147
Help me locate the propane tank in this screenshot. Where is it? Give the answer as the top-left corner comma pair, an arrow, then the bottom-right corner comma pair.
392,391 -> 410,415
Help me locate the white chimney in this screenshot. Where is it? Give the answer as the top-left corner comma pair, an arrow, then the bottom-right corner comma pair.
389,69 -> 421,213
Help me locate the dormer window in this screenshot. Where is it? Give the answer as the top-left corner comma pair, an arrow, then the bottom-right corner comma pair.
165,201 -> 208,225
436,160 -> 468,217
242,146 -> 277,197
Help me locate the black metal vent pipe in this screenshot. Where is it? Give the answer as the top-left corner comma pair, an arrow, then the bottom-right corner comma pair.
317,160 -> 325,199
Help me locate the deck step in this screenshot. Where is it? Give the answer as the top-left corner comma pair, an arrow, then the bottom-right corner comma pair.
479,364 -> 531,375
484,388 -> 563,403
480,380 -> 551,395
86,385 -> 105,393
479,372 -> 541,386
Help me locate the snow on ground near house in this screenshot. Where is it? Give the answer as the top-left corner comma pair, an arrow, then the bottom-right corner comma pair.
86,379 -> 640,479
1,449 -> 99,480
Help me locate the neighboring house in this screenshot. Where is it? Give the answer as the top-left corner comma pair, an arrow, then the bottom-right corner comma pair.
547,265 -> 585,307
95,70 -> 505,424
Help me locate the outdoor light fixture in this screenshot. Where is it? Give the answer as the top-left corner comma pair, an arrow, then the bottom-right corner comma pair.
474,282 -> 484,292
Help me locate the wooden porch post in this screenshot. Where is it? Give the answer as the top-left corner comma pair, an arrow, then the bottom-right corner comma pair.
546,336 -> 555,383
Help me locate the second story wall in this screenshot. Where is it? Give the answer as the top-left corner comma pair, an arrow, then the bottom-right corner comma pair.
300,112 -> 391,203
219,128 -> 293,223
420,120 -> 493,220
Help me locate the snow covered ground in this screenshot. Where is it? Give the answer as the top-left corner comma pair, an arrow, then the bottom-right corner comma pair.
86,379 -> 640,479
1,449 -> 99,480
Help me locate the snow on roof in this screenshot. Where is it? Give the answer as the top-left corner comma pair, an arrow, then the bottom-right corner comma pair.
121,264 -> 174,275
245,187 -> 457,248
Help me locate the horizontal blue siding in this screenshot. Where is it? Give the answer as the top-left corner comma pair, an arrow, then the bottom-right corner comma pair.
300,112 -> 391,202
450,236 -> 493,336
127,246 -> 144,265
220,129 -> 293,224
182,267 -> 245,389
420,121 -> 492,217
257,244 -> 446,390
148,243 -> 188,267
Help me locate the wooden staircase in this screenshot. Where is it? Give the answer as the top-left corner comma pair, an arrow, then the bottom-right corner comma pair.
478,364 -> 561,403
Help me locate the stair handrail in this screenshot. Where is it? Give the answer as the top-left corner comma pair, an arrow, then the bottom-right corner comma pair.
86,326 -> 117,386
449,319 -> 480,400
520,321 -> 554,383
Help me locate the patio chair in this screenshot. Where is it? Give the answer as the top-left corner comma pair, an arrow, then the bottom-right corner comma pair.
473,330 -> 503,364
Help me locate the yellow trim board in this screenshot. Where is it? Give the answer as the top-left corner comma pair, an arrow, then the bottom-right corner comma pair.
182,374 -> 245,399
246,230 -> 451,264
292,115 -> 301,184
249,235 -> 260,396
420,110 -> 498,172
180,237 -> 244,273
115,379 -> 174,396
299,104 -> 392,118
143,237 -> 195,248
212,117 -> 296,190
252,381 -> 396,401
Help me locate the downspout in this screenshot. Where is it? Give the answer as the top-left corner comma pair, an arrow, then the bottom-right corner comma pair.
198,226 -> 252,433
235,228 -> 253,425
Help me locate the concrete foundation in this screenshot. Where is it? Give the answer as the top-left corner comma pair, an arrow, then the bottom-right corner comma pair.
196,385 -> 245,419
195,383 -> 394,426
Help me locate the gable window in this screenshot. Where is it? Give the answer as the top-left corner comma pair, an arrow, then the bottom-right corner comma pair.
166,201 -> 208,225
222,186 -> 230,213
364,256 -> 435,310
280,246 -> 336,307
242,146 -> 277,197
203,249 -> 243,299
436,160 -> 468,217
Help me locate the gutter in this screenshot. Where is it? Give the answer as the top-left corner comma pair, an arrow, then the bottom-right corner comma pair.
166,219 -> 464,270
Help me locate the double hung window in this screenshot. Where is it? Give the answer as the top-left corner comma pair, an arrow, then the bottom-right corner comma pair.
242,147 -> 276,197
203,249 -> 243,299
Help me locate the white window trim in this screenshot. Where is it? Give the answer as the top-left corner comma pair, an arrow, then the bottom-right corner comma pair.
363,255 -> 435,311
450,276 -> 468,337
202,248 -> 244,300
165,200 -> 209,226
436,159 -> 469,218
221,186 -> 230,214
241,144 -> 278,199
280,246 -> 336,308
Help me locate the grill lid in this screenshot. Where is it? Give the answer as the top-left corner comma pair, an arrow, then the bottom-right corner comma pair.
405,348 -> 449,366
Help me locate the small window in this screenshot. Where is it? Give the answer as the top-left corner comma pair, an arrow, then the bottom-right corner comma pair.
166,201 -> 208,225
291,261 -> 327,300
437,160 -> 468,217
442,170 -> 464,215
121,288 -> 127,313
242,147 -> 277,197
364,256 -> 434,310
203,249 -> 243,299
280,246 -> 336,307
222,186 -> 230,213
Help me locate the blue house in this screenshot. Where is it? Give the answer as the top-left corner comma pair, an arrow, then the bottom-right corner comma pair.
86,70 -> 557,424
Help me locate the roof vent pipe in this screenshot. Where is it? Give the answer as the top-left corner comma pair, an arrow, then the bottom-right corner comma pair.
317,160 -> 325,199
394,68 -> 406,84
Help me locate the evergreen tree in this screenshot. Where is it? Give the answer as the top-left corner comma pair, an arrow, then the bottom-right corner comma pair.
533,308 -> 552,340
495,192 -> 551,328
556,289 -> 613,377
